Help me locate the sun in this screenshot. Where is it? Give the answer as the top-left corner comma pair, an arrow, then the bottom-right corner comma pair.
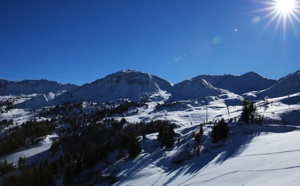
275,0 -> 296,15
255,0 -> 300,38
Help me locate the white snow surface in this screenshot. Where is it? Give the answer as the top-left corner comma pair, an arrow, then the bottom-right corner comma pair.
112,129 -> 300,186
257,70 -> 300,98
104,88 -> 300,186
0,134 -> 58,165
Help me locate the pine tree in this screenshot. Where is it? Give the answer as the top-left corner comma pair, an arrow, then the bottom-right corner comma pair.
211,118 -> 229,143
241,99 -> 250,123
128,133 -> 141,158
157,126 -> 164,142
249,102 -> 256,123
194,132 -> 202,155
200,124 -> 204,135
194,133 -> 202,147
160,126 -> 175,148
18,157 -> 26,169
241,99 -> 258,123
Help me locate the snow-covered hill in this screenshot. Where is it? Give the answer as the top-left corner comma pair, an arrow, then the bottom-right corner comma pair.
196,72 -> 276,95
258,70 -> 300,98
113,125 -> 300,186
171,78 -> 229,100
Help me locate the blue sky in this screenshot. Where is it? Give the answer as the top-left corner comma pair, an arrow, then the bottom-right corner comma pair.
1,0 -> 300,85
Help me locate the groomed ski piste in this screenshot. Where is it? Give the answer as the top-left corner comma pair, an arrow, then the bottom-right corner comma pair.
1,88 -> 300,186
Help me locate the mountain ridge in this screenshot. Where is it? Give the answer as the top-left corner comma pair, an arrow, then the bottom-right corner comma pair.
1,70 -> 300,109
194,72 -> 276,95
257,70 -> 300,98
0,79 -> 78,96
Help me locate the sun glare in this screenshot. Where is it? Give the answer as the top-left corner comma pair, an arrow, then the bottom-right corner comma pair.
255,0 -> 300,38
275,0 -> 296,14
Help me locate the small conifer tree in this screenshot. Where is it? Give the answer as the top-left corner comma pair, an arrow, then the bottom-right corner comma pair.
241,99 -> 258,123
128,133 -> 141,158
211,118 -> 229,143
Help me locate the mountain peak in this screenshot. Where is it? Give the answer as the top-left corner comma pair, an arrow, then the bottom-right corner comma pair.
71,70 -> 172,103
171,77 -> 226,100
242,71 -> 261,78
111,69 -> 147,76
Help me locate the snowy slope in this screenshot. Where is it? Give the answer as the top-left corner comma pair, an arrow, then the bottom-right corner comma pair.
258,70 -> 300,98
171,78 -> 229,100
113,127 -> 300,186
0,79 -> 78,96
107,90 -> 300,185
100,85 -> 300,186
197,72 -> 276,95
0,134 -> 58,165
15,91 -> 70,109
151,75 -> 173,93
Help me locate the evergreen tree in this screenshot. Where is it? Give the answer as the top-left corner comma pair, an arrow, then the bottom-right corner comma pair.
194,131 -> 203,155
211,118 -> 229,143
194,132 -> 202,147
18,157 -> 26,169
160,126 -> 175,148
128,133 -> 141,158
157,126 -> 164,142
240,99 -> 257,123
241,99 -> 250,123
200,124 -> 204,135
249,102 -> 256,123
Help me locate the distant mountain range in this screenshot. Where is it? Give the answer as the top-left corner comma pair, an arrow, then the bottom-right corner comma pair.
195,72 -> 276,95
0,79 -> 78,96
1,70 -> 299,109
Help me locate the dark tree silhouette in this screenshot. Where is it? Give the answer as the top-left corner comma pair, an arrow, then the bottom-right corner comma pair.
241,99 -> 258,123
211,118 -> 229,143
128,133 -> 141,158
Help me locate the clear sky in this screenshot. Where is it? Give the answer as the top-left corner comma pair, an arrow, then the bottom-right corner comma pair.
1,0 -> 300,85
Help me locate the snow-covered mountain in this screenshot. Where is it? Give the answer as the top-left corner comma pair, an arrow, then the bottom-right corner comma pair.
2,70 -> 300,110
0,79 -> 78,96
257,70 -> 300,98
196,72 -> 276,95
171,78 -> 228,100
66,70 -> 172,102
